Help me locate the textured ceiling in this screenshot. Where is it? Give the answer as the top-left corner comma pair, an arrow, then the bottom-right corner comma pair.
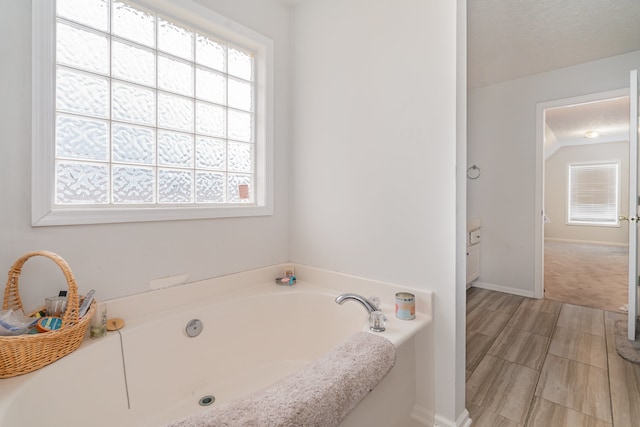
545,96 -> 630,146
468,0 -> 640,89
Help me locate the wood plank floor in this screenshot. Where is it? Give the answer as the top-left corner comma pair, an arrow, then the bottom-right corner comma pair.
466,287 -> 640,427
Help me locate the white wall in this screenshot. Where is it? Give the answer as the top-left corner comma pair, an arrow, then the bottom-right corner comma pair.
468,50 -> 640,295
0,0 -> 291,309
2,0 -> 467,424
545,142 -> 629,245
290,0 -> 465,425
544,123 -> 561,159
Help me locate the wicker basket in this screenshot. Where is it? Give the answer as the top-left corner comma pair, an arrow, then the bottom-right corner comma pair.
0,251 -> 96,378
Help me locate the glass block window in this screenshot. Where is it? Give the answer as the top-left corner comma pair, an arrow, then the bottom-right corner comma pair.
567,162 -> 619,226
54,0 -> 256,207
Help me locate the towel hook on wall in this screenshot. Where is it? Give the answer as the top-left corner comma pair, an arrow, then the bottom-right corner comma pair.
467,165 -> 481,180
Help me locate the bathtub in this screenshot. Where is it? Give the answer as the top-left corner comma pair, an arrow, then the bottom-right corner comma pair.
0,264 -> 434,427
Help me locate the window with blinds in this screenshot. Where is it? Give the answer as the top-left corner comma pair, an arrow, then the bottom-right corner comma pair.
567,162 -> 619,226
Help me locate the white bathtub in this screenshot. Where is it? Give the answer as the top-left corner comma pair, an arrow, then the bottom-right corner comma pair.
0,264 -> 434,427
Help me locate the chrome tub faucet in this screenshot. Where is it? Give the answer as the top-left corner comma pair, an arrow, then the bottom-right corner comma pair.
335,293 -> 386,332
335,293 -> 378,313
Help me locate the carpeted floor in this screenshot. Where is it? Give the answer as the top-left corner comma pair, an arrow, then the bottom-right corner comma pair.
544,240 -> 628,313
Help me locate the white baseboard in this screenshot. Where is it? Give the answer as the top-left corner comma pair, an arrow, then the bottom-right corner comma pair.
433,409 -> 472,427
457,410 -> 473,427
544,237 -> 628,248
410,405 -> 433,426
471,281 -> 535,298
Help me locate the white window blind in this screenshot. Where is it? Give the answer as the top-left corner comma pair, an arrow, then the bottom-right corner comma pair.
567,162 -> 619,225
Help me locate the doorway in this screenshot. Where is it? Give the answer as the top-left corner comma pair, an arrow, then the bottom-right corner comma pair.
536,90 -> 630,312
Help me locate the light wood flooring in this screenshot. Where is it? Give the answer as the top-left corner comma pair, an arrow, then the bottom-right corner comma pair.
466,287 -> 640,427
544,240 -> 628,313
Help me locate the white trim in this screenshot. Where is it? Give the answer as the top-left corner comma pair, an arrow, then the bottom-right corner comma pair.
456,410 -> 473,427
534,98 -> 545,299
32,0 -> 56,226
32,205 -> 274,226
470,281 -> 536,299
32,0 -> 274,226
410,404 -> 434,426
534,88 -> 629,299
545,237 -> 629,248
627,69 -> 638,340
433,409 -> 472,427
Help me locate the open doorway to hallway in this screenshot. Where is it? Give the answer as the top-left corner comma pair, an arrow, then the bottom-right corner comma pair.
542,93 -> 630,313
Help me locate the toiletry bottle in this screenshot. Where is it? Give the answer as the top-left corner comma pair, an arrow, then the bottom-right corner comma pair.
90,303 -> 107,338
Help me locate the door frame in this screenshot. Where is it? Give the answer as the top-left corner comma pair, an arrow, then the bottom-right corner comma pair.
628,69 -> 638,339
534,88 -> 630,299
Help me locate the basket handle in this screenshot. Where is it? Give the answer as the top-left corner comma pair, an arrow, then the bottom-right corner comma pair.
3,251 -> 80,328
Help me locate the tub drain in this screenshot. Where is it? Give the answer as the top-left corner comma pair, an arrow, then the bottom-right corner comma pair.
199,395 -> 215,406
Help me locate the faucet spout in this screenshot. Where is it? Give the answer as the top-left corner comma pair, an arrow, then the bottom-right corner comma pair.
335,293 -> 378,314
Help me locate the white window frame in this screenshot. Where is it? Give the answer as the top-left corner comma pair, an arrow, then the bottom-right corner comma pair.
32,0 -> 273,226
566,161 -> 620,227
